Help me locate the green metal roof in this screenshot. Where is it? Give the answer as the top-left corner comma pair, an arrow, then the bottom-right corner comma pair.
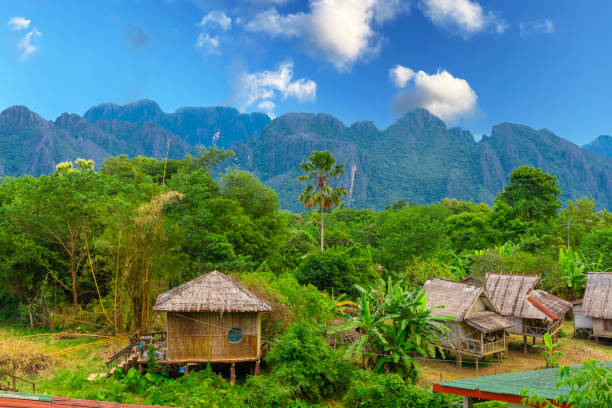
0,390 -> 53,401
437,361 -> 612,400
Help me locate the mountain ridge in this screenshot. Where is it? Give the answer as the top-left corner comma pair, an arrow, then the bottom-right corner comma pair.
1,100 -> 612,211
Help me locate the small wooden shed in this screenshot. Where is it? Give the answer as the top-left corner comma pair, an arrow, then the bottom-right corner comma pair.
421,278 -> 514,368
484,273 -> 572,353
581,272 -> 612,341
153,270 -> 271,369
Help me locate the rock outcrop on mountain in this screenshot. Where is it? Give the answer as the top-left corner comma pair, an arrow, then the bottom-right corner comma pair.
2,100 -> 612,211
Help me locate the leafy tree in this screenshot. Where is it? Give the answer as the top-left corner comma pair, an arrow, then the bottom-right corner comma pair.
374,205 -> 451,272
580,228 -> 612,271
186,145 -> 235,174
295,250 -> 358,296
298,151 -> 347,251
495,166 -> 561,223
560,197 -> 601,248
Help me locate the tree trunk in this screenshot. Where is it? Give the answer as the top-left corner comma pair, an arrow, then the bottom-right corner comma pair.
320,208 -> 324,251
70,253 -> 78,309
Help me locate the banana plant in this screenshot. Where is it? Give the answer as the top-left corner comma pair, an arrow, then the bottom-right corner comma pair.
534,332 -> 565,368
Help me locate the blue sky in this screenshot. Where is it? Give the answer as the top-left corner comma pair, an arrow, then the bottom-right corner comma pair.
1,0 -> 611,145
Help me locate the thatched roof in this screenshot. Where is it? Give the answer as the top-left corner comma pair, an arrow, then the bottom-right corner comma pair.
421,279 -> 493,322
466,311 -> 515,332
527,290 -> 572,320
485,273 -> 571,321
582,272 -> 612,319
460,276 -> 482,287
485,273 -> 544,319
153,270 -> 272,313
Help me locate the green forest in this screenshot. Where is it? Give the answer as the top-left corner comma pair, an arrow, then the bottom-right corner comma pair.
0,148 -> 611,407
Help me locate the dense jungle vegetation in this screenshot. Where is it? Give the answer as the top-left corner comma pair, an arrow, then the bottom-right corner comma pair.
0,148 -> 611,407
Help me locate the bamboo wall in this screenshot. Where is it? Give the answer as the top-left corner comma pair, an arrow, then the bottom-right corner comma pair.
166,311 -> 261,362
593,318 -> 612,338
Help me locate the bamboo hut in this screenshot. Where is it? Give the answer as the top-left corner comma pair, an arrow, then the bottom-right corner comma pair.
153,270 -> 271,377
580,272 -> 612,341
421,278 -> 514,368
484,273 -> 572,353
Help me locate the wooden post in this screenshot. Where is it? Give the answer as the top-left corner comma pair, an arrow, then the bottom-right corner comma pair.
255,360 -> 260,376
440,372 -> 443,382
494,365 -> 497,375
475,359 -> 479,376
230,363 -> 236,385
457,352 -> 462,368
184,365 -> 189,375
523,335 -> 527,354
532,336 -> 536,345
138,363 -> 143,375
463,396 -> 474,408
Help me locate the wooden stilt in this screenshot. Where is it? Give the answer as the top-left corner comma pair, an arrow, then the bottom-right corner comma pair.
532,336 -> 536,345
184,365 -> 189,375
255,359 -> 260,376
523,335 -> 527,354
475,359 -> 479,376
138,364 -> 143,375
230,363 -> 236,385
457,352 -> 462,368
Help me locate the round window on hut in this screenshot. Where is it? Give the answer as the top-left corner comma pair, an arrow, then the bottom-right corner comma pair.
227,327 -> 243,343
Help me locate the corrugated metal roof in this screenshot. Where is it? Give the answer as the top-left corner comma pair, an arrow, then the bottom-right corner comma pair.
436,361 -> 612,400
0,392 -> 175,407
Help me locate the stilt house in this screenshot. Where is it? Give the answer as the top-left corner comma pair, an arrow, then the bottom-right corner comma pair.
153,271 -> 271,368
484,273 -> 572,352
421,278 -> 514,367
580,272 -> 612,341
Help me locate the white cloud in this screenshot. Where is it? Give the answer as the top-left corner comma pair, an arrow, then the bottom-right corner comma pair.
389,65 -> 415,87
238,61 -> 316,116
198,10 -> 232,30
8,17 -> 30,30
390,65 -> 478,122
245,0 -> 408,72
520,19 -> 555,37
195,33 -> 220,53
18,28 -> 42,59
419,0 -> 506,38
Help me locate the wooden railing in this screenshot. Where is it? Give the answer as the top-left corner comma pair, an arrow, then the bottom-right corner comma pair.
525,319 -> 562,337
461,338 -> 506,356
0,371 -> 36,393
482,339 -> 506,354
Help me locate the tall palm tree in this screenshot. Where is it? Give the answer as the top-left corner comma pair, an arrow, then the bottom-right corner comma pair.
298,151 -> 347,251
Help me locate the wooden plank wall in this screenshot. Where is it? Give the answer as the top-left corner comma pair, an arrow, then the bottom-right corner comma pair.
166,311 -> 259,362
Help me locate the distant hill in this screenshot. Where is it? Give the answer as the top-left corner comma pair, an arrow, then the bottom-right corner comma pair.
583,135 -> 612,159
1,100 -> 612,211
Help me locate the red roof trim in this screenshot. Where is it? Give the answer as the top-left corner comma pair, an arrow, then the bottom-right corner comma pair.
432,384 -> 569,407
527,296 -> 559,320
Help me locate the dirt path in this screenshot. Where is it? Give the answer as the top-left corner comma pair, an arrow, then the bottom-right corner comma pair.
419,322 -> 612,387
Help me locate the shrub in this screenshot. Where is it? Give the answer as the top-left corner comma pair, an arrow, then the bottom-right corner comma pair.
343,370 -> 458,408
145,368 -> 243,408
265,321 -> 354,403
295,250 -> 357,296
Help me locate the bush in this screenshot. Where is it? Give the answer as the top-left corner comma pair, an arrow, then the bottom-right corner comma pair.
343,370 -> 458,408
145,368 -> 243,408
265,321 -> 354,403
295,250 -> 358,296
